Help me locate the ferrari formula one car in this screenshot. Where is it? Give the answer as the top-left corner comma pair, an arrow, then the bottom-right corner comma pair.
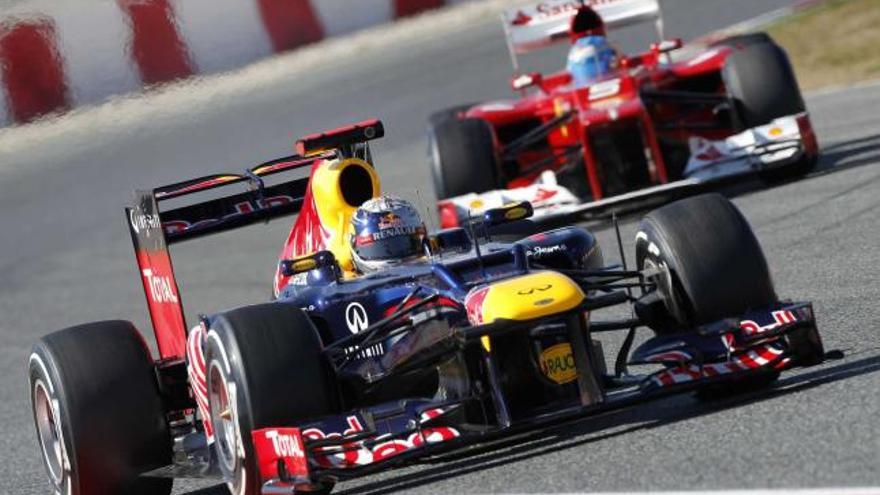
429,0 -> 820,228
29,120 -> 828,495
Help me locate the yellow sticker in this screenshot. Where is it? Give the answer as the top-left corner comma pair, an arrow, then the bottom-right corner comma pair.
539,343 -> 577,385
505,207 -> 528,220
470,199 -> 485,209
291,258 -> 317,272
769,127 -> 783,137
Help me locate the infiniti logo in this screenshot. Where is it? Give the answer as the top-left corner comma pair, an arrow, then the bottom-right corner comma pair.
345,302 -> 369,334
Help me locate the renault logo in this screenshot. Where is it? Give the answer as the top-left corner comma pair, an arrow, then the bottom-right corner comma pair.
345,302 -> 369,334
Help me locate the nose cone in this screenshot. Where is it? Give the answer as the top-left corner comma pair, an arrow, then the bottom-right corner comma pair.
465,271 -> 585,325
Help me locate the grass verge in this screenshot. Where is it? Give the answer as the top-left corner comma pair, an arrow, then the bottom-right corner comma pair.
767,0 -> 880,91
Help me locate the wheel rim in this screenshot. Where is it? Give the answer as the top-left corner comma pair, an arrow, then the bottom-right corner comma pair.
208,362 -> 241,476
33,379 -> 66,487
644,256 -> 687,324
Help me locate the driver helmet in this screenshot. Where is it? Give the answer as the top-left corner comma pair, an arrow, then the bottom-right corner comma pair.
566,35 -> 618,87
350,195 -> 427,274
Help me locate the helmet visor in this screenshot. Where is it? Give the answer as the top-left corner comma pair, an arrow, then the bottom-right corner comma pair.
353,230 -> 424,261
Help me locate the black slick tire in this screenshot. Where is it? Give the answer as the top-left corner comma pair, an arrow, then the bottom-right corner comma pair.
635,193 -> 777,329
428,117 -> 498,200
29,321 -> 173,495
720,34 -> 815,181
204,303 -> 337,495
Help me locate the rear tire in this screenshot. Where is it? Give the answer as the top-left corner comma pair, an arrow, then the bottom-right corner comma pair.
205,303 -> 337,495
428,117 -> 498,200
29,321 -> 173,495
635,193 -> 776,329
720,34 -> 815,181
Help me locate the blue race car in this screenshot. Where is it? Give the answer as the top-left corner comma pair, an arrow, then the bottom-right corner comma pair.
29,120 -> 828,495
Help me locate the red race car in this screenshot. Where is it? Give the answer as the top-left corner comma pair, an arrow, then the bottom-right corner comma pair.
429,0 -> 819,228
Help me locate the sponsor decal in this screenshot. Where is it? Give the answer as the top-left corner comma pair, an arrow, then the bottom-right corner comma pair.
129,210 -> 161,234
378,213 -> 403,229
251,427 -> 309,482
534,298 -> 555,307
302,410 -> 459,469
265,429 -> 305,459
540,343 -> 577,384
141,268 -> 179,304
163,194 -> 295,234
740,310 -> 796,337
513,0 -> 628,23
345,302 -> 369,333
589,78 -> 622,101
517,284 -> 553,295
526,244 -> 566,258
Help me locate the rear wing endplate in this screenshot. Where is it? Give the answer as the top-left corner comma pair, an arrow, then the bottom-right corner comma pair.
502,0 -> 664,71
125,153 -> 328,359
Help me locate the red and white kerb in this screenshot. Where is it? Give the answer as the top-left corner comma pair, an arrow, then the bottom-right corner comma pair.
0,0 -> 467,126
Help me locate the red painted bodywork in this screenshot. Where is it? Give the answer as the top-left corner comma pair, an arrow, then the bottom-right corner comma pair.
274,162 -> 329,294
462,41 -> 739,201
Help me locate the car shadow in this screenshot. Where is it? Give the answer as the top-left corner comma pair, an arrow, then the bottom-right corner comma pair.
711,132 -> 880,201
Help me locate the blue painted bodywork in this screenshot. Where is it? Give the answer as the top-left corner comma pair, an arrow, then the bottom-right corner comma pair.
277,226 -> 602,346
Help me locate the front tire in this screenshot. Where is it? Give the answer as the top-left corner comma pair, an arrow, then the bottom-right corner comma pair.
635,194 -> 781,396
635,193 -> 777,329
720,34 -> 815,181
205,303 -> 337,495
428,117 -> 499,200
29,321 -> 173,495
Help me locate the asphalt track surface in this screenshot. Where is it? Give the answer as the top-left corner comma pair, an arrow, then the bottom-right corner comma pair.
1,1 -> 878,493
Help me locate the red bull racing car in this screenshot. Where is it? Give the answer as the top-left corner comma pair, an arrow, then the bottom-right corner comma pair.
29,120 -> 829,495
430,0 -> 819,228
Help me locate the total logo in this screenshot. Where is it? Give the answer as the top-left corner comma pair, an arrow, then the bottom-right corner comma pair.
264,429 -> 304,459
142,268 -> 179,304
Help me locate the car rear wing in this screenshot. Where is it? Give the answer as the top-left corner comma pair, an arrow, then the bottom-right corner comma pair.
125,119 -> 385,360
125,153 -> 327,360
502,0 -> 664,71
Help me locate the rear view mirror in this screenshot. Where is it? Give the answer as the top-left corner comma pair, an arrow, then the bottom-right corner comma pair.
651,38 -> 683,54
511,72 -> 543,91
280,250 -> 340,279
483,201 -> 534,227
